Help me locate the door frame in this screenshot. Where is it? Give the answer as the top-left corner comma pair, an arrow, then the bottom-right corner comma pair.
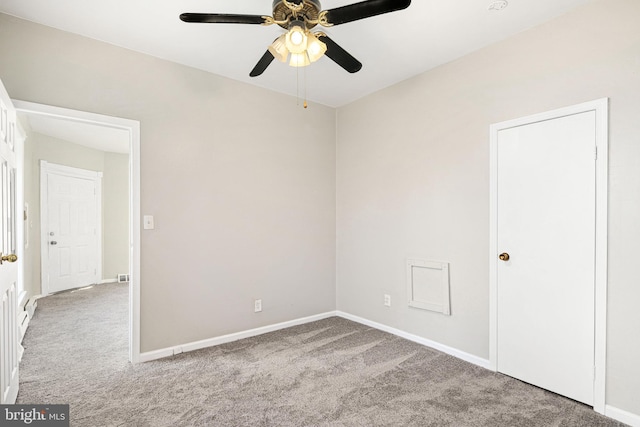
14,100 -> 141,364
40,161 -> 103,295
489,98 -> 608,413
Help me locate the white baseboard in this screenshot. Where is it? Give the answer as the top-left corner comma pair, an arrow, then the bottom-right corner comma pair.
336,311 -> 491,370
139,311 -> 337,363
18,310 -> 29,342
606,405 -> 640,427
139,347 -> 175,363
140,310 -> 491,369
25,295 -> 41,319
99,279 -> 118,284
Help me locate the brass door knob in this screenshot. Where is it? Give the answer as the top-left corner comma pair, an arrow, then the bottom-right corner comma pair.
498,252 -> 510,261
0,253 -> 18,264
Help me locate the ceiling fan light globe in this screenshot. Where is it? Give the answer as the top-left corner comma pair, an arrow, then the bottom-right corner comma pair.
289,52 -> 310,67
306,33 -> 327,62
291,31 -> 304,45
268,35 -> 289,62
285,24 -> 308,54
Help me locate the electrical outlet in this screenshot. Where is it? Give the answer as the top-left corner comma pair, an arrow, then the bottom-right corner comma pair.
384,294 -> 391,307
254,299 -> 262,313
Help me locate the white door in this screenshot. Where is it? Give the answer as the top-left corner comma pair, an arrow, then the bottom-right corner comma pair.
496,111 -> 596,405
42,163 -> 101,294
0,79 -> 20,404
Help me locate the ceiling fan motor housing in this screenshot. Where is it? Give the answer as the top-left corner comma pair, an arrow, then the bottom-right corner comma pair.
272,0 -> 322,28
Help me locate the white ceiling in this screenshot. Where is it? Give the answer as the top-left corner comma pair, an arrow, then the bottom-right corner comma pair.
18,112 -> 130,154
1,0 -> 593,107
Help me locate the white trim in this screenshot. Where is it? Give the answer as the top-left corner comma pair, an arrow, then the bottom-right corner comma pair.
17,310 -> 29,343
24,202 -> 29,250
138,347 -> 175,363
605,405 -> 640,427
337,311 -> 491,369
14,100 -> 141,365
17,290 -> 28,308
99,279 -> 118,285
129,120 -> 141,364
40,161 -> 104,180
593,98 -> 609,415
142,310 -> 492,369
16,121 -> 26,313
489,98 -> 608,413
489,122 -> 499,370
25,295 -> 40,319
39,161 -> 103,295
139,312 -> 337,363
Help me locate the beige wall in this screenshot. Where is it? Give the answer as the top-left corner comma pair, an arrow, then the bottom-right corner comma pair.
102,152 -> 129,280
337,0 -> 640,415
0,13 -> 337,353
22,132 -> 129,296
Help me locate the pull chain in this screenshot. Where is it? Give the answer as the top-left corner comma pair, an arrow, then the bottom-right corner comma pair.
295,59 -> 308,109
303,62 -> 308,108
296,64 -> 300,107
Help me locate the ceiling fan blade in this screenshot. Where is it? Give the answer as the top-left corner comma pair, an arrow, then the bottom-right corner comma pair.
179,13 -> 267,24
322,0 -> 411,26
250,51 -> 275,77
317,35 -> 362,73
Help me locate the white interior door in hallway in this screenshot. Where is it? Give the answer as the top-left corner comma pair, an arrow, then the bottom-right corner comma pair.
0,78 -> 20,404
490,99 -> 608,411
41,162 -> 101,294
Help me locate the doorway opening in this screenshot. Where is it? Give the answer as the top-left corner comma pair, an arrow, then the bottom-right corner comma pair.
14,100 -> 141,364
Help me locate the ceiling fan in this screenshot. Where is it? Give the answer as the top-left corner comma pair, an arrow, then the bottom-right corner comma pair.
180,0 -> 411,77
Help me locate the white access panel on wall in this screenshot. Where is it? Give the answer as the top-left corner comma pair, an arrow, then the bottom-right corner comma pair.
406,259 -> 450,315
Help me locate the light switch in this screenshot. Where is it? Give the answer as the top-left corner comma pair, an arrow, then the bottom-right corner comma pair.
143,215 -> 154,230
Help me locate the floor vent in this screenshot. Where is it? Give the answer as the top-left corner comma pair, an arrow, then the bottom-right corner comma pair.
118,274 -> 130,283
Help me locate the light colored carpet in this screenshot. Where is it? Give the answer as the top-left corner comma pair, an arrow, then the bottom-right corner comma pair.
17,283 -> 625,426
